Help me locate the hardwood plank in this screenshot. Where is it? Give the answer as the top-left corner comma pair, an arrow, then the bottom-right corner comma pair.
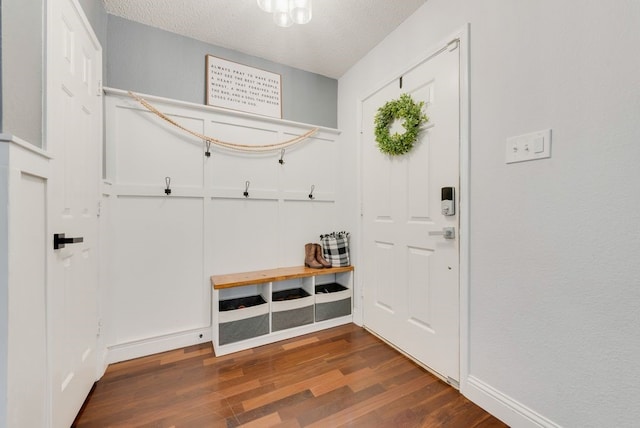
236,411 -> 282,428
73,324 -> 508,428
234,390 -> 314,426
281,336 -> 320,350
307,373 -> 435,428
309,366 -> 375,396
242,369 -> 343,411
288,384 -> 387,427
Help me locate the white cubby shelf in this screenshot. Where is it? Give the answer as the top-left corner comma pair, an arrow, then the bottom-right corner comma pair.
211,265 -> 354,356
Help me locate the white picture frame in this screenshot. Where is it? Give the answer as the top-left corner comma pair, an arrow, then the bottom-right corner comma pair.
205,55 -> 282,119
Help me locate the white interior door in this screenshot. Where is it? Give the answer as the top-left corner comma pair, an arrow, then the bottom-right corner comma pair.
361,41 -> 461,382
47,0 -> 102,425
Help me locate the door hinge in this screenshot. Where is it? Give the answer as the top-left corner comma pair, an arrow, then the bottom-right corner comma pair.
97,319 -> 102,337
97,201 -> 102,217
97,79 -> 103,96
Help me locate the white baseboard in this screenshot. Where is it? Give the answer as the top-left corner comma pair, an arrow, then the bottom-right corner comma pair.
105,327 -> 212,365
464,376 -> 561,428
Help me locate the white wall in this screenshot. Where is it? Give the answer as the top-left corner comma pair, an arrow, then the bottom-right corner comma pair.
339,1 -> 640,427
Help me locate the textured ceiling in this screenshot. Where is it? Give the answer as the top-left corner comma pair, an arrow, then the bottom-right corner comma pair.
102,0 -> 427,79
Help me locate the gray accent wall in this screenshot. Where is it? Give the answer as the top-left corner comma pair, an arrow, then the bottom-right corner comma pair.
1,0 -> 43,146
78,0 -> 107,47
106,16 -> 337,128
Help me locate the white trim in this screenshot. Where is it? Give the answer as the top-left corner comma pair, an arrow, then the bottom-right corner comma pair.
352,97 -> 365,327
457,23 -> 472,394
106,327 -> 212,365
103,87 -> 341,136
465,376 -> 562,428
0,134 -> 52,160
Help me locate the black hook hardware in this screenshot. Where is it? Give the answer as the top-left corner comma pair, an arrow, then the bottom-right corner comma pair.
53,233 -> 83,250
165,177 -> 172,195
244,181 -> 250,198
279,148 -> 285,165
308,184 -> 315,199
205,141 -> 211,157
399,76 -> 403,89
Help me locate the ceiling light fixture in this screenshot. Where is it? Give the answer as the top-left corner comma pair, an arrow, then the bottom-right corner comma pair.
257,0 -> 312,27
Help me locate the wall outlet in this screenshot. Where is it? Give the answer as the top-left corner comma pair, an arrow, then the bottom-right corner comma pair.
505,129 -> 552,164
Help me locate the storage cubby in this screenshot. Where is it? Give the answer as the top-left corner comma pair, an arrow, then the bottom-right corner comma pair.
314,272 -> 352,322
271,278 -> 314,332
217,284 -> 270,345
211,265 -> 354,356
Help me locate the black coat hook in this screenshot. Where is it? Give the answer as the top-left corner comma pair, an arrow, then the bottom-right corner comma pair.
205,140 -> 211,157
279,148 -> 285,165
308,184 -> 315,199
165,177 -> 172,195
243,180 -> 250,198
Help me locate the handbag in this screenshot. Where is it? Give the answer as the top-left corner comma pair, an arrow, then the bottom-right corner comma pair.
319,231 -> 350,267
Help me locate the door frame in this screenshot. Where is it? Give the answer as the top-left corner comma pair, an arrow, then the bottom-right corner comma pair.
355,24 -> 470,390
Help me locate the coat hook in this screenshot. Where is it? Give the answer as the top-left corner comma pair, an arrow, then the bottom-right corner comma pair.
308,184 -> 315,199
205,140 -> 211,157
279,148 -> 285,165
165,177 -> 172,195
243,180 -> 250,198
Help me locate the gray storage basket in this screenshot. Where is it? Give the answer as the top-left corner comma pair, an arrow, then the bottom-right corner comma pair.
315,297 -> 351,321
272,306 -> 314,331
219,313 -> 269,345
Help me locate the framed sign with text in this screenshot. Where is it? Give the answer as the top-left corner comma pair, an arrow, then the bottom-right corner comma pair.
205,55 -> 282,118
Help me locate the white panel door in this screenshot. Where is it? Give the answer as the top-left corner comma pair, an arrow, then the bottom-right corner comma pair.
47,0 -> 102,425
362,42 -> 460,381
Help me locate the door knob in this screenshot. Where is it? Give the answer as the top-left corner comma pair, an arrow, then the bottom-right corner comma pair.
428,227 -> 455,239
53,233 -> 84,250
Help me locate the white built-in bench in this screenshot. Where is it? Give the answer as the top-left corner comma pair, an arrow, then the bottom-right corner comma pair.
210,265 -> 354,356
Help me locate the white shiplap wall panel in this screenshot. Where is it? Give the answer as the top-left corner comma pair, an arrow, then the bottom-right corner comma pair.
103,89 -> 342,362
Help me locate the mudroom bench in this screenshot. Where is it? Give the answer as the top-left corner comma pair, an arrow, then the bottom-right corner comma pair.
211,265 -> 354,356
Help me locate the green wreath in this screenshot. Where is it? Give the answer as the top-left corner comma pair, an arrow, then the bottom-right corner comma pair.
374,93 -> 428,156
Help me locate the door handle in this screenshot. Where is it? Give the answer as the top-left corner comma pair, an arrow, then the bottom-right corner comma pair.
53,233 -> 84,250
428,227 -> 455,239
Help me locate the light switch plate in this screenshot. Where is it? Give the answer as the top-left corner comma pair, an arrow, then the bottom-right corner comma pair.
505,129 -> 552,164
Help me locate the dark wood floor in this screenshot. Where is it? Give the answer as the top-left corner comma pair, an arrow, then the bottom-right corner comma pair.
73,324 -> 508,427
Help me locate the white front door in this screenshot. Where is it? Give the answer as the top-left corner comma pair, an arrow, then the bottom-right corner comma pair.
47,0 -> 102,425
361,41 -> 461,382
